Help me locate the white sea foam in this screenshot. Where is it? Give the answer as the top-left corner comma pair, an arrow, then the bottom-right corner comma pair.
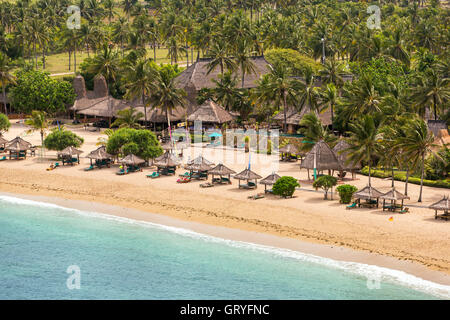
1,194 -> 449,299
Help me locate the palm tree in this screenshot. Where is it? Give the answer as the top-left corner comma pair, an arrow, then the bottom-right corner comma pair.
299,112 -> 337,152
396,118 -> 437,202
0,52 -> 16,115
344,115 -> 382,186
206,40 -> 236,76
233,38 -> 256,88
212,71 -> 239,111
112,17 -> 130,57
297,66 -> 321,115
111,107 -> 144,129
102,0 -> 116,23
87,44 -> 121,84
318,83 -> 338,130
25,110 -> 50,148
166,36 -> 186,65
122,58 -> 156,128
319,59 -> 346,88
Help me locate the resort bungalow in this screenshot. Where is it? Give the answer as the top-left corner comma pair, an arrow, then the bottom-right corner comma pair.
259,173 -> 281,194
187,100 -> 234,129
300,140 -> 342,180
352,185 -> 383,208
5,137 -> 32,160
429,195 -> 449,220
234,168 -> 262,189
332,139 -> 361,179
208,163 -> 236,185
57,146 -> 83,165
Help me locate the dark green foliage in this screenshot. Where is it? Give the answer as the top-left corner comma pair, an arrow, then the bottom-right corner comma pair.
272,176 -> 300,198
106,128 -> 163,160
336,184 -> 358,204
44,128 -> 84,151
0,113 -> 10,133
313,175 -> 338,200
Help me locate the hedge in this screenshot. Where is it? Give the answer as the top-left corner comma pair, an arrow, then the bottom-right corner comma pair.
360,167 -> 450,189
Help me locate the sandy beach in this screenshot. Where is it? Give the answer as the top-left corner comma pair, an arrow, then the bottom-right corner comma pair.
1,122 -> 449,286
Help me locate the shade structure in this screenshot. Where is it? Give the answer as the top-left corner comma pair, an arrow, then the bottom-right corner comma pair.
5,136 -> 32,152
300,140 -> 341,171
0,136 -> 8,146
208,163 -> 236,176
429,195 -> 450,211
87,146 -> 112,160
153,151 -> 180,168
120,154 -> 145,166
187,100 -> 233,124
260,173 -> 281,185
353,185 -> 383,200
332,139 -> 361,171
57,146 -> 83,157
234,168 -> 262,181
279,144 -> 298,154
380,188 -> 410,201
187,156 -> 214,166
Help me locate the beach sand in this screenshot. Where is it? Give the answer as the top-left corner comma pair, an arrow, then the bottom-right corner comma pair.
1,122 -> 449,285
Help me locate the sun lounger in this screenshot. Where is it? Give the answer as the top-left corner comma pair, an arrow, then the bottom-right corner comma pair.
147,172 -> 160,179
200,182 -> 214,188
0,156 -> 6,161
116,168 -> 129,175
177,177 -> 191,183
179,172 -> 191,177
346,202 -> 357,209
240,182 -> 257,189
248,193 -> 265,200
84,165 -> 94,171
399,207 -> 409,214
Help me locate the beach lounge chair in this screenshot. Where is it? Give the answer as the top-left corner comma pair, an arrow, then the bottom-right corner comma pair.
248,193 -> 265,200
179,172 -> 191,178
240,181 -> 257,189
177,177 -> 191,183
399,207 -> 409,214
346,202 -> 357,209
147,172 -> 160,179
116,168 -> 129,175
46,162 -> 59,171
0,156 -> 6,161
84,165 -> 94,171
200,182 -> 214,188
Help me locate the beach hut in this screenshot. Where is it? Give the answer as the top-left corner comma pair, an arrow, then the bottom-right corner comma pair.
260,173 -> 281,193
234,168 -> 262,189
429,196 -> 450,220
187,156 -> 214,166
184,156 -> 214,180
187,100 -> 233,125
153,151 -> 179,175
86,146 -> 113,168
5,137 -> 32,160
57,146 -> 83,165
279,144 -> 299,162
332,139 -> 361,179
300,140 -> 342,180
117,154 -> 145,175
353,185 -> 383,208
208,163 -> 236,184
380,187 -> 410,212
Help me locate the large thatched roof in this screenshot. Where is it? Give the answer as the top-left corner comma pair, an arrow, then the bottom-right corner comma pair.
380,188 -> 410,201
187,156 -> 214,166
332,139 -> 361,171
273,108 -> 332,126
300,140 -> 341,171
353,185 -> 383,200
187,100 -> 233,124
260,173 -> 281,185
153,151 -> 180,167
208,163 -> 236,176
234,168 -> 262,180
87,146 -> 112,160
5,137 -> 32,151
185,162 -> 213,171
429,196 -> 449,211
120,154 -> 145,165
58,146 -> 83,157
174,56 -> 271,90
279,144 -> 299,154
134,106 -> 187,123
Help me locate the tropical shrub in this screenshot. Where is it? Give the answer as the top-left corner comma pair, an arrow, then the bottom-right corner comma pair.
265,48 -> 322,76
313,175 -> 338,200
272,176 -> 300,198
336,184 -> 358,204
44,128 -> 84,151
0,113 -> 10,134
106,128 -> 163,160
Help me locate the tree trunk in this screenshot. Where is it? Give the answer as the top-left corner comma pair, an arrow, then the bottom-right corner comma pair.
34,40 -> 37,69
241,63 -> 245,88
404,167 -> 409,196
283,90 -> 287,133
142,93 -> 147,129
153,40 -> 156,61
368,164 -> 371,187
391,166 -> 395,187
418,153 -> 425,202
2,86 -> 7,116
42,45 -> 46,69
68,49 -> 71,71
74,42 -> 77,73
330,103 -> 334,131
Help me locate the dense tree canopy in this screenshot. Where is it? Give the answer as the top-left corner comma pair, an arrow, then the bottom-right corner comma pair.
106,128 -> 163,160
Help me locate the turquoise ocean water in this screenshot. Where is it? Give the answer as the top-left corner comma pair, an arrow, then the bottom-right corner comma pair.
0,195 -> 449,300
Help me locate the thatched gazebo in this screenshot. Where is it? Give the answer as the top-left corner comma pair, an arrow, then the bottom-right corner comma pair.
260,173 -> 281,193
279,144 -> 299,162
300,140 -> 342,180
57,146 -> 83,165
353,185 -> 383,208
185,156 -> 214,180
332,139 -> 360,179
120,154 -> 145,166
187,156 -> 214,166
208,163 -> 236,184
5,137 -> 32,160
153,151 -> 179,175
234,168 -> 262,189
429,196 -> 449,220
187,100 -> 233,125
87,146 -> 113,168
380,187 -> 410,212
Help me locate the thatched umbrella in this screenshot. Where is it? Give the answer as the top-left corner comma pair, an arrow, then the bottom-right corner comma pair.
353,185 -> 383,208
380,187 -> 410,211
279,144 -> 299,161
5,137 -> 32,159
120,154 -> 145,166
153,151 -> 180,174
187,155 -> 214,166
208,163 -> 236,184
260,173 -> 281,193
234,168 -> 262,189
58,146 -> 83,165
332,139 -> 360,179
184,156 -> 214,179
0,136 -> 8,150
87,146 -> 113,167
300,140 -> 342,179
429,195 -> 450,220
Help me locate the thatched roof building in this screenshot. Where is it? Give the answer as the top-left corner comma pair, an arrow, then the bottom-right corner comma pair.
300,140 -> 341,171
234,168 -> 262,181
380,188 -> 410,201
332,139 -> 361,171
353,185 -> 383,200
87,146 -> 112,160
279,144 -> 299,154
273,108 -> 333,131
187,100 -> 233,124
208,163 -> 236,176
429,195 -> 449,219
153,151 -> 180,168
120,154 -> 145,166
5,137 -> 32,151
260,173 -> 281,185
184,161 -> 213,172
187,156 -> 214,166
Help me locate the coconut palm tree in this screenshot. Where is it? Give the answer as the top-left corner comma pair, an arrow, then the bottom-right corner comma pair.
0,51 -> 16,115
299,112 -> 337,152
87,44 -> 121,84
297,66 -> 320,115
318,83 -> 338,130
102,0 -> 116,23
212,71 -> 239,111
25,110 -> 50,148
205,40 -> 236,76
395,118 -> 437,202
344,115 -> 382,186
233,38 -> 256,88
111,107 -> 144,129
319,59 -> 346,88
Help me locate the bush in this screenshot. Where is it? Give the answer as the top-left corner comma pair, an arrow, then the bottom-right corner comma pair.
106,128 -> 163,160
0,113 -> 11,134
312,175 -> 338,200
272,176 -> 300,198
336,184 -> 358,204
44,128 -> 84,151
265,48 -> 322,76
